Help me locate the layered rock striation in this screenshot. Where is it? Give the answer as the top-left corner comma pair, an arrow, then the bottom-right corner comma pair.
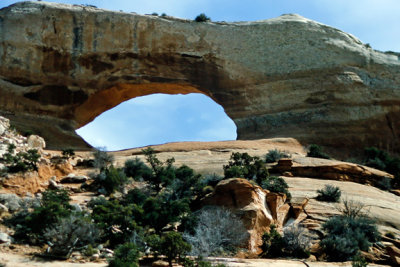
1,1 -> 400,151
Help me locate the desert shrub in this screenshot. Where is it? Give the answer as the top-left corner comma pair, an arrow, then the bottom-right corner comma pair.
95,166 -> 128,194
44,214 -> 101,257
122,188 -> 149,206
169,165 -> 202,200
142,193 -> 190,233
352,254 -> 368,267
223,165 -> 245,178
144,233 -> 161,258
337,199 -> 366,219
195,13 -> 210,22
62,148 -> 75,158
142,148 -> 176,192
159,232 -> 191,267
223,152 -> 268,184
93,148 -> 114,171
260,224 -> 284,258
307,144 -> 330,159
385,232 -> 396,239
182,257 -> 226,267
124,158 -> 151,180
377,177 -> 392,191
261,176 -> 291,200
282,225 -> 311,258
83,244 -> 97,257
108,242 -> 140,267
321,200 -> 379,262
364,147 -> 400,175
90,198 -> 142,247
1,144 -> 40,173
265,149 -> 289,163
161,13 -> 167,17
10,188 -> 72,242
321,215 -> 379,261
365,157 -> 386,171
316,185 -> 341,202
201,173 -> 224,187
184,206 -> 248,256
23,129 -> 34,137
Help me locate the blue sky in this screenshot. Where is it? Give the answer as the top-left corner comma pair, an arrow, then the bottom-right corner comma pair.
1,0 -> 400,150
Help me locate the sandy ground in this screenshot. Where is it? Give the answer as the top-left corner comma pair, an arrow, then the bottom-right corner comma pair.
0,251 -> 107,267
0,253 -> 390,267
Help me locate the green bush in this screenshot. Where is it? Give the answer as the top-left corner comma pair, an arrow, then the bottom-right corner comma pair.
142,148 -> 176,192
142,193 -> 190,233
44,214 -> 101,257
93,148 -> 114,171
307,144 -> 330,159
62,148 -> 75,158
96,166 -> 128,194
265,149 -> 289,163
90,198 -> 142,247
83,244 -> 97,257
261,176 -> 291,200
10,188 -> 72,242
122,188 -> 149,206
316,185 -> 341,202
260,224 -> 284,258
223,152 -> 268,184
1,144 -> 40,173
377,177 -> 392,191
363,147 -> 400,188
201,173 -> 223,187
124,158 -> 151,180
170,165 -> 202,200
320,215 -> 379,261
385,232 -> 396,239
144,233 -> 161,258
195,13 -> 210,22
159,232 -> 191,267
108,242 -> 140,267
352,254 -> 368,267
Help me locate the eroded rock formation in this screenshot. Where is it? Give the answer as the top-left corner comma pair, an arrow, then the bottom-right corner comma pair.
1,1 -> 400,151
202,178 -> 306,253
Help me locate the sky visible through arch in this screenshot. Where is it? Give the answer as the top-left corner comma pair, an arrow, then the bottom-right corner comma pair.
1,0 -> 399,150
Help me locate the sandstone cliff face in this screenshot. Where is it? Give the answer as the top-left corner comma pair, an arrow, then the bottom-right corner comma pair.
1,1 -> 400,151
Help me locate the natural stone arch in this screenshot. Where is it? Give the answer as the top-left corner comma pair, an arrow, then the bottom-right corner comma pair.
1,2 -> 400,153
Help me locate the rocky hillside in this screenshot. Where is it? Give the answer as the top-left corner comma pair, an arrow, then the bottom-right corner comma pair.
0,114 -> 399,266
0,1 -> 400,154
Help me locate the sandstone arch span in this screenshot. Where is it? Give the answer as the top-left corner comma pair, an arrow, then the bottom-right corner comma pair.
1,2 -> 400,153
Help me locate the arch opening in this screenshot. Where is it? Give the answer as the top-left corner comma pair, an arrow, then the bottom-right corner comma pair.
76,93 -> 237,151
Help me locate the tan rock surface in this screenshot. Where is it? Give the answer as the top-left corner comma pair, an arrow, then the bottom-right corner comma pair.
202,178 -> 307,253
108,140 -> 400,235
1,2 -> 400,152
285,177 -> 400,234
278,156 -> 394,187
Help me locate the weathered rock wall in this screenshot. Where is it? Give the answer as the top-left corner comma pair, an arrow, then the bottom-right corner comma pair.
1,1 -> 400,151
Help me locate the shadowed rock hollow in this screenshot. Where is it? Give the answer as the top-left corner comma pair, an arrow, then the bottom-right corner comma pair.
1,1 -> 400,151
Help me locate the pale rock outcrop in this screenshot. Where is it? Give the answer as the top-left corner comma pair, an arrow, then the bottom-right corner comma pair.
275,157 -> 394,188
0,1 -> 400,152
27,135 -> 46,150
202,178 -> 306,253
